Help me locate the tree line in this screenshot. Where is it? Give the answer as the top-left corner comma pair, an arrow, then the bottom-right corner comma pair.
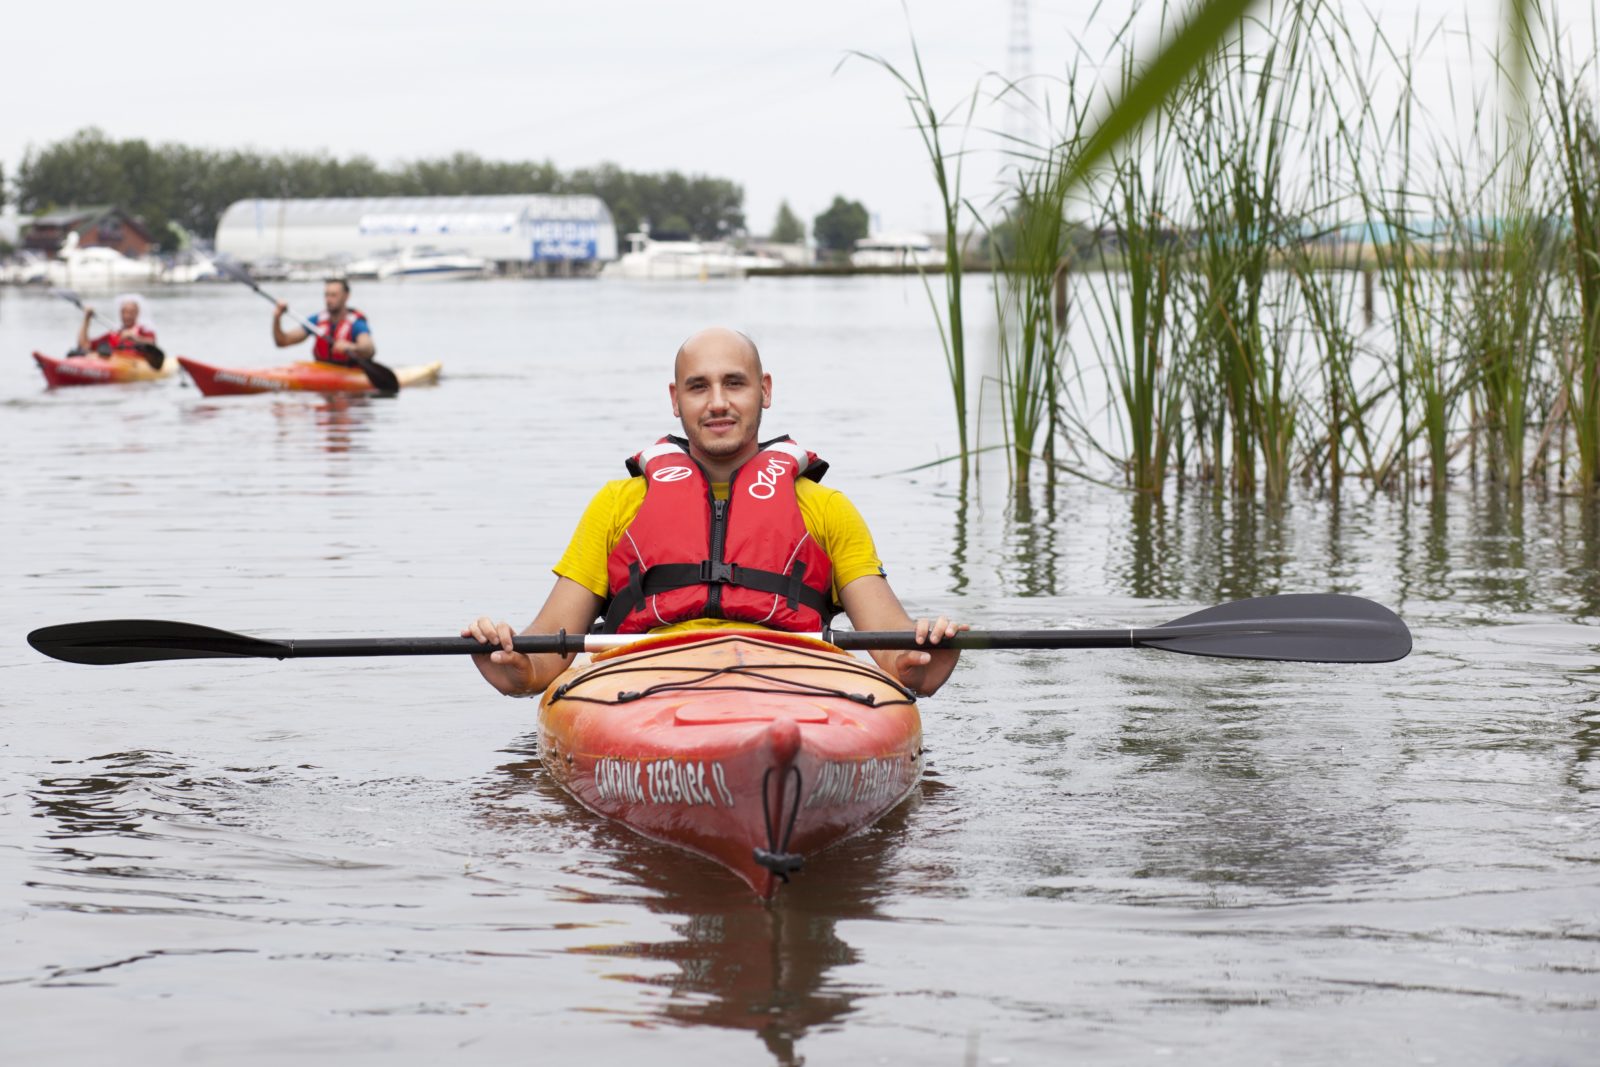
12,129 -> 747,250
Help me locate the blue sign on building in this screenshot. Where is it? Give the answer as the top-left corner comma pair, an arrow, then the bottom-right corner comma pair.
529,219 -> 600,261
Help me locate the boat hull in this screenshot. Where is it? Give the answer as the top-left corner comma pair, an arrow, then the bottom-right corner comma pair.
177,357 -> 443,396
538,631 -> 923,898
34,351 -> 174,388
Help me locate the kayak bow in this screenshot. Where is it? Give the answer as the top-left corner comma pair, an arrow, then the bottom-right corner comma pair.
539,629 -> 923,898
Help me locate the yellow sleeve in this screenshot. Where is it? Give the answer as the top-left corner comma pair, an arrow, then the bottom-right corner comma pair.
553,478 -> 646,597
795,480 -> 885,599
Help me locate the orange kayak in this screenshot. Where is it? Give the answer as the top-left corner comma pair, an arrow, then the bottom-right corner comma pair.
34,351 -> 174,388
177,357 -> 443,396
539,630 -> 923,898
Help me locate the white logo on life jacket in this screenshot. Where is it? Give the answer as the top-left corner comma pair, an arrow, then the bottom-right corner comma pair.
652,465 -> 694,483
748,455 -> 792,499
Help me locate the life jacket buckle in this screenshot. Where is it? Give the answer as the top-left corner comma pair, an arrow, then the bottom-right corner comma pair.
699,560 -> 737,584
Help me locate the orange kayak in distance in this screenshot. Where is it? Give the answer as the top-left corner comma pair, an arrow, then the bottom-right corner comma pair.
177,357 -> 443,396
34,351 -> 174,388
539,630 -> 923,898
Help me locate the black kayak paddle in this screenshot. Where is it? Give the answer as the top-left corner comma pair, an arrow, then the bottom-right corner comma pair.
27,594 -> 1411,667
216,262 -> 400,395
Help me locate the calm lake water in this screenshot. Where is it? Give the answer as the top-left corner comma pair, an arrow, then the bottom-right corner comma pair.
2,277 -> 1596,1065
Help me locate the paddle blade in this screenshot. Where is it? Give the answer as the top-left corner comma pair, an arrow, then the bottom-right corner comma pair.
1135,593 -> 1412,663
27,620 -> 292,665
136,343 -> 166,371
354,355 -> 400,395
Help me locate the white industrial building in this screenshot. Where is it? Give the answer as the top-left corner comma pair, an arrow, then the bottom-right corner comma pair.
213,195 -> 617,274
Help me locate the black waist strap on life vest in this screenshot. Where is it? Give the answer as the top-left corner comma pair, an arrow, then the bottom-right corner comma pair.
601,559 -> 831,632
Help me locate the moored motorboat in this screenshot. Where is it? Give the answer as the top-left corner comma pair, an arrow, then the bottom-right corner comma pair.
177,356 -> 443,396
33,350 -> 174,388
538,629 -> 924,898
376,246 -> 489,281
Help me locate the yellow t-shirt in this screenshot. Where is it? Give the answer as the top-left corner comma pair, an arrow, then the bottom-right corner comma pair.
554,477 -> 884,632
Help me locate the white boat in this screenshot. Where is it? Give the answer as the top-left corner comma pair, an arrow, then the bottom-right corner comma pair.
42,236 -> 160,289
849,232 -> 946,270
0,251 -> 50,285
602,232 -> 785,280
375,246 -> 489,281
342,249 -> 399,281
160,250 -> 221,284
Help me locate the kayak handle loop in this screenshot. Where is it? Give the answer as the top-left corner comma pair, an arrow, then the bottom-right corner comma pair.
753,765 -> 805,883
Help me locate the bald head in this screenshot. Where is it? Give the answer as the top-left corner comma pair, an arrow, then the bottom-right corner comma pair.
669,326 -> 773,473
674,327 -> 762,382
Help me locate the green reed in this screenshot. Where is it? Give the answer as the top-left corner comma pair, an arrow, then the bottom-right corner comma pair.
847,34 -> 977,479
1283,98 -> 1382,492
989,161 -> 1068,484
1082,144 -> 1189,495
1176,1 -> 1315,498
1319,12 -> 1463,491
1456,197 -> 1554,490
1550,49 -> 1600,489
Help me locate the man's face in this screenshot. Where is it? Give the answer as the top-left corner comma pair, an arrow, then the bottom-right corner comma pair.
670,334 -> 771,463
118,302 -> 138,328
324,282 -> 348,314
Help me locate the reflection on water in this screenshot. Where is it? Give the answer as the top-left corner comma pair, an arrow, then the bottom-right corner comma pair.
486,734 -> 913,1066
1005,482 -> 1060,598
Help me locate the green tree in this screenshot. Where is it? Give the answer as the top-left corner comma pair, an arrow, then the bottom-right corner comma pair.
812,196 -> 869,255
770,200 -> 804,243
15,129 -> 748,249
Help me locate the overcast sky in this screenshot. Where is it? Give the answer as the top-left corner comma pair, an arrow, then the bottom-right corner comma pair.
5,0 -> 1597,236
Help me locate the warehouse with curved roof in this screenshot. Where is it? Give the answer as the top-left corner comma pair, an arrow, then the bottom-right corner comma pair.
214,195 -> 617,274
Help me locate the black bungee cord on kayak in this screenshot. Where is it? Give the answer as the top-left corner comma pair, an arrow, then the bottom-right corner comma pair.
551,635 -> 917,706
561,663 -> 914,706
754,765 -> 805,883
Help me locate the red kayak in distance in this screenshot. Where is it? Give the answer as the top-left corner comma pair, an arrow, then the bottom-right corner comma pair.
539,630 -> 924,899
33,351 -> 174,388
177,356 -> 443,397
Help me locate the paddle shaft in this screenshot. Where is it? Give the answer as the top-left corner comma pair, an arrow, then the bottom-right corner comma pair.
173,618 -> 1388,659
232,271 -> 320,335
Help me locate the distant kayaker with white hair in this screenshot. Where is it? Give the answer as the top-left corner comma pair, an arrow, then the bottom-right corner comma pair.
465,325 -> 965,699
76,293 -> 155,356
271,278 -> 375,366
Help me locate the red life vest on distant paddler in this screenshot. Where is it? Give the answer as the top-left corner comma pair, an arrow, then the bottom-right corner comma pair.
601,435 -> 835,634
311,308 -> 368,365
89,327 -> 157,354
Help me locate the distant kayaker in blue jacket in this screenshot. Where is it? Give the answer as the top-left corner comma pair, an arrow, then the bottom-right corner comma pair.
271,278 -> 375,366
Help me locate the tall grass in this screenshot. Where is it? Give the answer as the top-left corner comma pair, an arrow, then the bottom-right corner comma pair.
876,0 -> 1600,499
1178,2 -> 1317,498
847,34 -> 978,479
990,146 -> 1069,484
1550,47 -> 1600,489
1084,145 -> 1189,494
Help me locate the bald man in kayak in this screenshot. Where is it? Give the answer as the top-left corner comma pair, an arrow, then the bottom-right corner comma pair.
271,278 -> 375,366
466,326 -> 964,698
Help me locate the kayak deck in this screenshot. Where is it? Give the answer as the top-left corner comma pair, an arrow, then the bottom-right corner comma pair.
33,351 -> 173,388
177,357 -> 443,396
538,630 -> 923,898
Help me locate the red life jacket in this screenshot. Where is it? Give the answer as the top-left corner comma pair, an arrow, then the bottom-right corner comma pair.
89,327 -> 156,353
602,435 -> 835,634
311,308 -> 368,364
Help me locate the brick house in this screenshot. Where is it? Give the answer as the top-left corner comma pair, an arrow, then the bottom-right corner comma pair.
23,206 -> 155,257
